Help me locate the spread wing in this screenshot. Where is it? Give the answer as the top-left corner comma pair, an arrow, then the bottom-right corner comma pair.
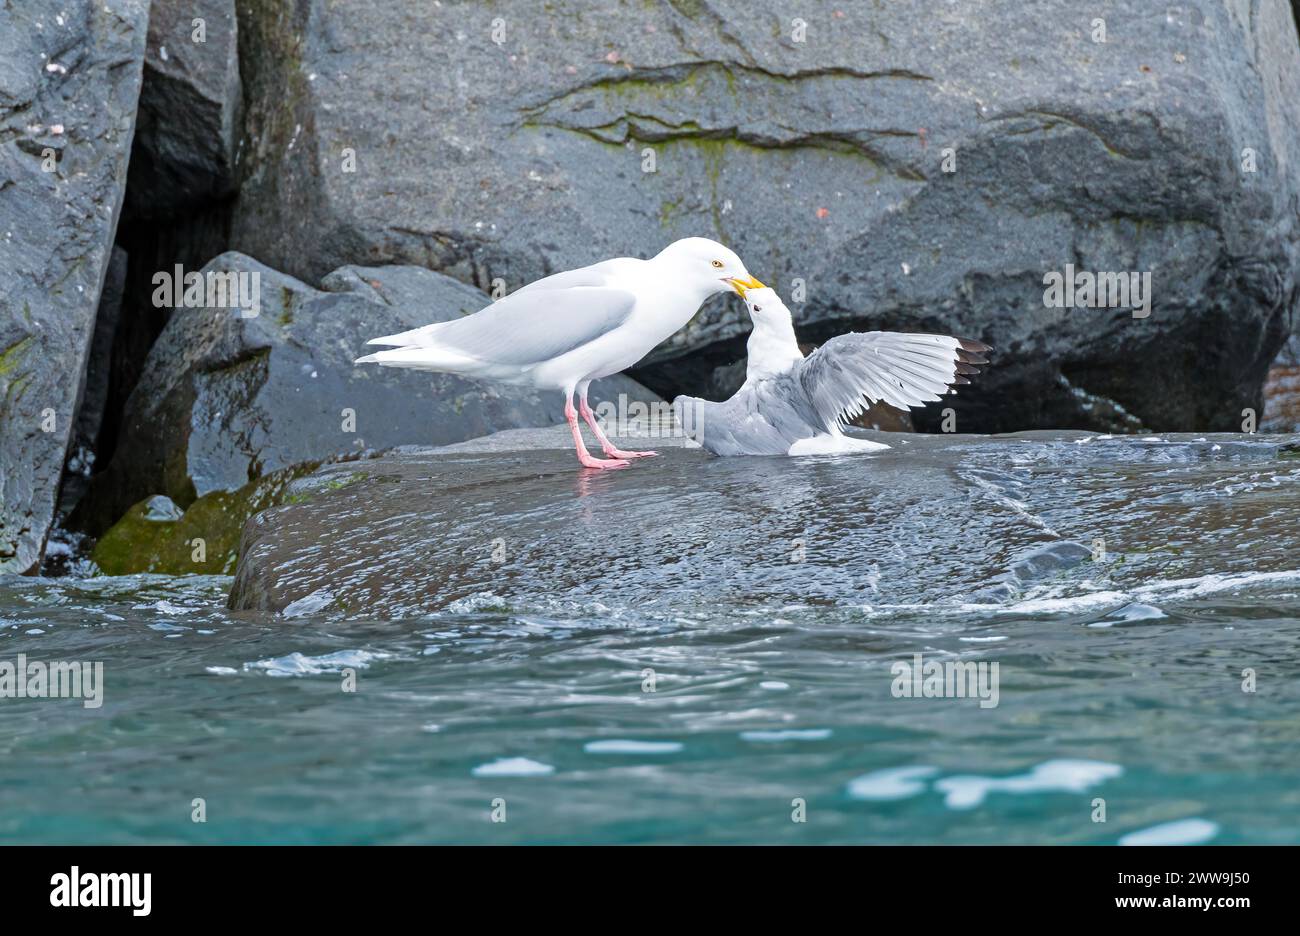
796,333 -> 990,430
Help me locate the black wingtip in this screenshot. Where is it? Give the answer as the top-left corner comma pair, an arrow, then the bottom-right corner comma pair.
949,338 -> 990,387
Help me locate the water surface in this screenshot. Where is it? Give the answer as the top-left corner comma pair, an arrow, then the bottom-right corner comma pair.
3,432 -> 1299,844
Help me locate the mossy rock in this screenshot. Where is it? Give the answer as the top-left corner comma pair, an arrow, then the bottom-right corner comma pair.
91,463 -> 364,575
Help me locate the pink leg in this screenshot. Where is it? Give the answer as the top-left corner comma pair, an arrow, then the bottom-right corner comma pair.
565,393 -> 629,469
579,392 -> 658,459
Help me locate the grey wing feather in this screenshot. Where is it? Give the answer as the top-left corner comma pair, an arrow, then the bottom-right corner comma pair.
420,286 -> 637,367
674,380 -> 822,456
366,256 -> 637,353
511,259 -> 631,295
797,333 -> 991,430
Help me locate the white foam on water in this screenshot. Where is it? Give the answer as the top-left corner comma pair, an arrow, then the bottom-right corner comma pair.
739,729 -> 831,742
826,566 -> 1300,630
861,602 -> 952,617
1134,569 -> 1300,601
281,589 -> 335,618
156,599 -> 194,615
934,759 -> 1123,810
1119,818 -> 1219,846
1108,603 -> 1167,622
441,591 -> 511,614
959,635 -> 1008,642
471,757 -> 555,778
244,649 -> 391,677
976,590 -> 1129,616
205,666 -> 238,675
759,680 -> 790,690
957,569 -> 1300,621
584,739 -> 684,754
846,766 -> 940,801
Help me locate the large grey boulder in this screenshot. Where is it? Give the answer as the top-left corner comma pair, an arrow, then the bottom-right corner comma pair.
228,0 -> 1300,433
73,252 -> 660,535
125,0 -> 242,218
0,0 -> 150,574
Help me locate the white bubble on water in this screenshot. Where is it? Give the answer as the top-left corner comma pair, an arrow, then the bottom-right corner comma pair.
1119,818 -> 1219,846
471,757 -> 554,778
846,766 -> 940,801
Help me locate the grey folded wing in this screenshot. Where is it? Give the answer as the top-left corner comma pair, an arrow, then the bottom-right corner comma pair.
674,380 -> 823,456
510,258 -> 633,295
426,286 -> 638,367
796,332 -> 991,431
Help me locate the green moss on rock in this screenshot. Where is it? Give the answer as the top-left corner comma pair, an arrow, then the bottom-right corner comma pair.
91,462 -> 364,575
0,336 -> 35,377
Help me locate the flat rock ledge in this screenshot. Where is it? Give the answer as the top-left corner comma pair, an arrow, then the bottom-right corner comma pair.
226,426 -> 1299,619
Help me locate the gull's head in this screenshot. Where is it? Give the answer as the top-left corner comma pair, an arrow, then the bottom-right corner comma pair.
742,286 -> 792,325
741,287 -> 802,380
655,237 -> 764,298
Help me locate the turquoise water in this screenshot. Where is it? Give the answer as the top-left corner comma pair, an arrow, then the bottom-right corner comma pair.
4,433 -> 1300,844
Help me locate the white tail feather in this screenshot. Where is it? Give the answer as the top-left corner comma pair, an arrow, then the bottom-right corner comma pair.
365,320 -> 452,347
354,345 -> 483,373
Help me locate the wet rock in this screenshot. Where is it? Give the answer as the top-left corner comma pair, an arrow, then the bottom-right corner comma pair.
965,541 -> 1095,604
73,253 -> 660,536
229,1 -> 1300,434
228,426 -> 704,615
1007,541 -> 1096,583
125,0 -> 242,218
227,428 -> 1296,617
140,494 -> 185,522
0,0 -> 150,573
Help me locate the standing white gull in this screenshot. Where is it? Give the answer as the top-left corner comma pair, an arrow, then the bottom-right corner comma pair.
355,237 -> 764,469
673,287 -> 991,456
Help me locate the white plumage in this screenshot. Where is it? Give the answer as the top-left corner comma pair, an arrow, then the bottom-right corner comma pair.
674,287 -> 991,456
355,237 -> 765,469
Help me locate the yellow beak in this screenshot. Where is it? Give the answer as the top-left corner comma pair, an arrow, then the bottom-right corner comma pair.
726,275 -> 765,298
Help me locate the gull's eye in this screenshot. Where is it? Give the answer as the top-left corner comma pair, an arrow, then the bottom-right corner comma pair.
710,259 -> 724,268
753,305 -> 762,312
